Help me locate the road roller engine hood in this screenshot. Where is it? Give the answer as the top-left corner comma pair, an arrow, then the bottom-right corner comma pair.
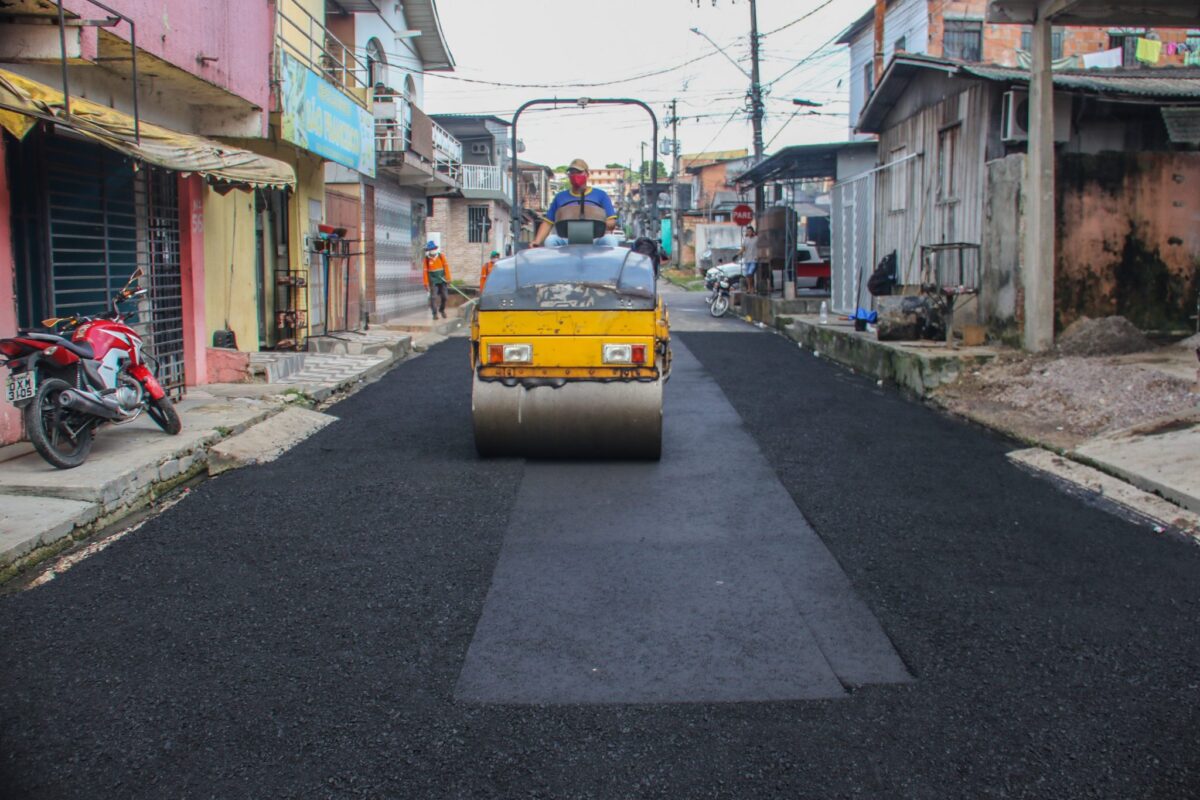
478,245 -> 657,311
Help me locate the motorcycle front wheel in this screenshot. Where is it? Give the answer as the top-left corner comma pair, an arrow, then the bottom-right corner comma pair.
24,377 -> 94,469
147,396 -> 182,435
710,295 -> 730,317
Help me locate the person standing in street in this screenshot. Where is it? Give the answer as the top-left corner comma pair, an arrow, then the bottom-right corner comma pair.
740,225 -> 759,295
423,240 -> 451,320
479,250 -> 500,294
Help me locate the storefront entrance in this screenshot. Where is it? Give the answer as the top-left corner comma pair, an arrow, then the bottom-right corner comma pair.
8,130 -> 187,396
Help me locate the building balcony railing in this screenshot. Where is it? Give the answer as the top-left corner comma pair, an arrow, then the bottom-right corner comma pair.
432,120 -> 463,181
374,93 -> 462,183
461,164 -> 512,197
275,0 -> 369,108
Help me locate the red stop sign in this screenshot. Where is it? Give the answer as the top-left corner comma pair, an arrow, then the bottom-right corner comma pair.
732,204 -> 754,226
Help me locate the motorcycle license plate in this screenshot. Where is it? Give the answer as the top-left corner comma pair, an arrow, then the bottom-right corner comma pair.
4,372 -> 36,404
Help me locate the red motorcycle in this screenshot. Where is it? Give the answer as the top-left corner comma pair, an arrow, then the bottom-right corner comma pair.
1,269 -> 181,469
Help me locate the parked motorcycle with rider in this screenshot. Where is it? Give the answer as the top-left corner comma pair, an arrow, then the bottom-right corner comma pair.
1,268 -> 181,469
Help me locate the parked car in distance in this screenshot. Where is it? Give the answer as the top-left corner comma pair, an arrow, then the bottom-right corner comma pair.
795,244 -> 831,291
704,244 -> 830,291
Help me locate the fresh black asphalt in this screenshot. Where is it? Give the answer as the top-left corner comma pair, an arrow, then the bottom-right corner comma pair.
456,341 -> 908,705
1,326 -> 1199,798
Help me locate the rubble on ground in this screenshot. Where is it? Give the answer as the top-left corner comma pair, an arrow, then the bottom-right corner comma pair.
936,350 -> 1200,448
1175,332 -> 1200,351
1056,315 -> 1153,357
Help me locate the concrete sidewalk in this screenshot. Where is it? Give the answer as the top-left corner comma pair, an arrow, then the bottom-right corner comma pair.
0,330 -> 421,581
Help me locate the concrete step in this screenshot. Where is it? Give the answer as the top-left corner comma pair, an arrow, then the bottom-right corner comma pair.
308,332 -> 412,358
249,352 -> 308,383
208,407 -> 337,475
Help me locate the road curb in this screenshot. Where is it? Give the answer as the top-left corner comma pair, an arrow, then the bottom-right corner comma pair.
0,346 -> 411,586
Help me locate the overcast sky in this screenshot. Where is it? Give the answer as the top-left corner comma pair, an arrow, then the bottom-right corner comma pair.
428,0 -> 873,170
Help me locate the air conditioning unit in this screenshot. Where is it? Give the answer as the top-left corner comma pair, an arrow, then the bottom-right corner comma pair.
1001,90 -> 1072,143
471,143 -> 490,155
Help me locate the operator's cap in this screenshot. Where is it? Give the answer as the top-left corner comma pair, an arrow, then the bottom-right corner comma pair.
568,158 -> 589,172
425,240 -> 438,250
490,250 -> 500,257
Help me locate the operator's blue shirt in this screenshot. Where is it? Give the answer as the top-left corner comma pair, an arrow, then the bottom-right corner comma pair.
545,186 -> 616,222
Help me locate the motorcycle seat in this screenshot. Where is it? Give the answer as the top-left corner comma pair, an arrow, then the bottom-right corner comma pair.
24,332 -> 94,359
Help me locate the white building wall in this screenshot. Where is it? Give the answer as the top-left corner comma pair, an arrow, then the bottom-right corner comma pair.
884,0 -> 929,61
847,32 -> 875,138
845,0 -> 930,138
354,7 -> 426,106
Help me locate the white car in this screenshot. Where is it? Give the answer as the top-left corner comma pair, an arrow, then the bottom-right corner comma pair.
705,260 -> 743,283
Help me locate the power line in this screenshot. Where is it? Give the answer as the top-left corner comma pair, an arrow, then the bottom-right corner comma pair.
693,109 -> 744,161
401,40 -> 740,90
759,0 -> 837,37
763,33 -> 846,90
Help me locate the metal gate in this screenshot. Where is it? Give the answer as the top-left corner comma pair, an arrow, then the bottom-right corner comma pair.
135,169 -> 186,397
830,171 -> 875,315
373,182 -> 426,320
43,135 -> 139,323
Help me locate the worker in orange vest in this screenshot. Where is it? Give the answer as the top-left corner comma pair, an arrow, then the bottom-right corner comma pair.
422,240 -> 451,320
479,250 -> 500,294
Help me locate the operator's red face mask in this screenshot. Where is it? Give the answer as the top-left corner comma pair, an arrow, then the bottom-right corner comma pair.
568,171 -> 588,190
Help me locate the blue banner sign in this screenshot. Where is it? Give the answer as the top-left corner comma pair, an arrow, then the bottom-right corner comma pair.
279,51 -> 375,177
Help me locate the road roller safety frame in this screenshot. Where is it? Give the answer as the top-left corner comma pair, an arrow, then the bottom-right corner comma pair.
470,238 -> 671,460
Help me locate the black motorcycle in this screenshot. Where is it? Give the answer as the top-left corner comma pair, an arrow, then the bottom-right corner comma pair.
710,274 -> 741,318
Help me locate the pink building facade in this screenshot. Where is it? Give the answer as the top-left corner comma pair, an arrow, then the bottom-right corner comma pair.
0,0 -> 278,446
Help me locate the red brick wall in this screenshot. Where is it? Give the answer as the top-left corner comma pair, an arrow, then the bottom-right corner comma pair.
927,0 -> 1195,67
693,163 -> 733,213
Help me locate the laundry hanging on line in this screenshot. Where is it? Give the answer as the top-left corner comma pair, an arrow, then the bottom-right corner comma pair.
1082,47 -> 1123,69
1135,37 -> 1163,64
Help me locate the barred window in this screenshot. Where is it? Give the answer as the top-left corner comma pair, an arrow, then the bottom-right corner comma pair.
943,19 -> 983,62
1021,27 -> 1065,59
468,205 -> 491,243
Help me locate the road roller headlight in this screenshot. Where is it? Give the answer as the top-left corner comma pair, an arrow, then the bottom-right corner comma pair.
487,343 -> 533,364
602,343 -> 647,365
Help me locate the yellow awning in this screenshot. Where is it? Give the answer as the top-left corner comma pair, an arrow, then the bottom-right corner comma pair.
0,68 -> 295,191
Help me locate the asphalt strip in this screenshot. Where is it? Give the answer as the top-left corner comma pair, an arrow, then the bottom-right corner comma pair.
455,339 -> 911,704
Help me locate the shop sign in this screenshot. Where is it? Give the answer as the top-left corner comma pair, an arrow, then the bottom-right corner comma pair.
279,51 -> 375,177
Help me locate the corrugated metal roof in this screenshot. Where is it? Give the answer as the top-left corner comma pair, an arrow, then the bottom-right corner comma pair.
736,141 -> 875,186
1161,107 -> 1200,144
858,54 -> 1200,133
962,64 -> 1200,98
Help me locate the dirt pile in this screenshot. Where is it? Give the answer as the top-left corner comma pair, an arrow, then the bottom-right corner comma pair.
936,353 -> 1200,449
1057,316 -> 1153,357
1175,332 -> 1200,351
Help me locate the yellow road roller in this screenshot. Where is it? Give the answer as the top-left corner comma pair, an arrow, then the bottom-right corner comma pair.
470,219 -> 671,459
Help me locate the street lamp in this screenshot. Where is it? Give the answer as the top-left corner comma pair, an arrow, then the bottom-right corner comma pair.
689,27 -> 751,79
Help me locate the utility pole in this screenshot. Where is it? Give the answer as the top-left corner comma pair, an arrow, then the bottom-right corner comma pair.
669,98 -> 681,270
748,0 -> 764,215
639,140 -> 647,238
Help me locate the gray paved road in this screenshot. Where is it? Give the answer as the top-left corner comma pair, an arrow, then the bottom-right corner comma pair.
2,284 -> 1199,799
